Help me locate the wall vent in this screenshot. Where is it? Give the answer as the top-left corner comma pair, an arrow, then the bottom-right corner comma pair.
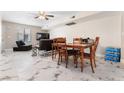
66,22 -> 76,26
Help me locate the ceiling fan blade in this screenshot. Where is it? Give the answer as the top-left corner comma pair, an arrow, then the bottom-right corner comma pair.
35,16 -> 39,19
46,15 -> 54,17
45,17 -> 49,20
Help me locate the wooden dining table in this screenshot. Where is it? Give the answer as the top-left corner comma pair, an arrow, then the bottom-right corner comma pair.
56,42 -> 94,72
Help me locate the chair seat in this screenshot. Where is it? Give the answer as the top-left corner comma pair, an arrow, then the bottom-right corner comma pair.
67,49 -> 79,55
77,52 -> 91,58
84,53 -> 90,57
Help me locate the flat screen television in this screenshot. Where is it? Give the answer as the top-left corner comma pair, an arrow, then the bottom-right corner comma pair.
36,33 -> 49,40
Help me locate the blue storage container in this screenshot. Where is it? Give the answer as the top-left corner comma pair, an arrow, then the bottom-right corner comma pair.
105,47 -> 121,62
112,59 -> 120,62
105,57 -> 112,61
106,47 -> 114,51
113,48 -> 121,53
105,53 -> 114,57
113,54 -> 120,57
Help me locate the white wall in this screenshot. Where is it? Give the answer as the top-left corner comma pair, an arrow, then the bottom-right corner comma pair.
0,15 -> 1,53
50,15 -> 121,56
2,21 -> 48,50
121,12 -> 124,62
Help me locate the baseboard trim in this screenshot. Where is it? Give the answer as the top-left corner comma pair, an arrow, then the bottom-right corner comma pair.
96,53 -> 104,58
2,49 -> 13,53
121,58 -> 124,63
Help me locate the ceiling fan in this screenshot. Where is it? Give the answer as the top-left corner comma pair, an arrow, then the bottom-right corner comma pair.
35,11 -> 54,20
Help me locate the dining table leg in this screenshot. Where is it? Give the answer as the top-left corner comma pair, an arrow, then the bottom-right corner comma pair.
80,47 -> 84,72
90,46 -> 95,73
52,46 -> 54,60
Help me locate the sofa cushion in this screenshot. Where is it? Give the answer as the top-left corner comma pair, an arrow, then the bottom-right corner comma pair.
20,40 -> 25,45
16,41 -> 25,47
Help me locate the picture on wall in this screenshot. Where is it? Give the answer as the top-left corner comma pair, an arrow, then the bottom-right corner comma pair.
18,28 -> 31,42
24,28 -> 31,42
18,30 -> 24,41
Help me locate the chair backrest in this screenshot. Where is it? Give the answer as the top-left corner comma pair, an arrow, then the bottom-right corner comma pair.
56,38 -> 67,54
94,37 -> 100,52
39,39 -> 53,51
73,38 -> 82,44
16,40 -> 25,47
53,37 -> 66,51
56,37 -> 66,43
52,37 -> 66,52
53,38 -> 57,43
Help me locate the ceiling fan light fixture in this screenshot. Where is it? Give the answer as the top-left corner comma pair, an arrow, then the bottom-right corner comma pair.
35,11 -> 54,20
39,16 -> 45,19
40,11 -> 44,14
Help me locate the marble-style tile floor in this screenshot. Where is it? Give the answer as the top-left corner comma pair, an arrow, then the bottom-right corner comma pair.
0,51 -> 124,81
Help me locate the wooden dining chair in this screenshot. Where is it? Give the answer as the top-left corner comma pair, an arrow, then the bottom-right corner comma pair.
56,38 -> 67,65
56,38 -> 79,68
61,38 -> 82,68
83,37 -> 100,73
74,37 -> 99,73
52,37 -> 66,60
92,37 -> 100,67
52,38 -> 57,60
73,38 -> 82,54
72,38 -> 82,66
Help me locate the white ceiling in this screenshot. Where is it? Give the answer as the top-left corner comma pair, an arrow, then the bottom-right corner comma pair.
0,11 -> 79,28
1,11 -> 118,30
